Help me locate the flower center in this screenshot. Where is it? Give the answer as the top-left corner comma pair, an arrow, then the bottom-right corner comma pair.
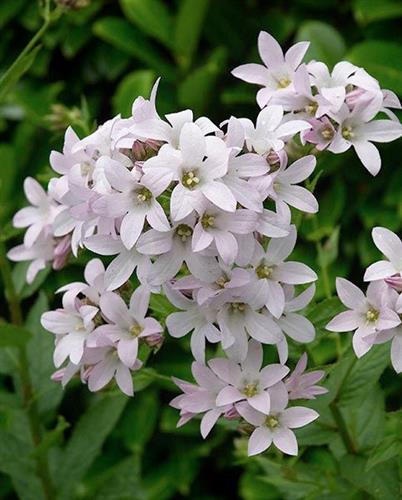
256,263 -> 273,279
265,415 -> 280,429
230,302 -> 246,313
129,323 -> 143,337
242,382 -> 259,398
342,126 -> 354,140
216,275 -> 228,288
136,187 -> 153,203
320,126 -> 334,141
305,101 -> 318,116
277,77 -> 291,89
182,170 -> 200,189
201,214 -> 215,229
80,162 -> 92,175
366,308 -> 379,323
175,224 -> 193,241
74,321 -> 86,332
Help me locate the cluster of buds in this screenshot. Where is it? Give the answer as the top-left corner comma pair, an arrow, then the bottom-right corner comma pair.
8,32 -> 402,456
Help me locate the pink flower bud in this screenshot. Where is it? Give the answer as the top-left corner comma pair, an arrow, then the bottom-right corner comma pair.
385,276 -> 402,292
53,235 -> 71,270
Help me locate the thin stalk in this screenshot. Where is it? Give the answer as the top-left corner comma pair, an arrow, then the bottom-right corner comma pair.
0,0 -> 59,91
0,243 -> 55,500
329,402 -> 357,455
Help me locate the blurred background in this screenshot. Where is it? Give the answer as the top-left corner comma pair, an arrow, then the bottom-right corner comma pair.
0,0 -> 401,499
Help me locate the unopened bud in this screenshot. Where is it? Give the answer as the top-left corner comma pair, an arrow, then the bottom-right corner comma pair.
46,103 -> 81,131
55,0 -> 91,9
132,139 -> 162,162
345,88 -> 366,109
385,276 -> 402,292
224,406 -> 240,420
53,235 -> 71,270
143,332 -> 164,351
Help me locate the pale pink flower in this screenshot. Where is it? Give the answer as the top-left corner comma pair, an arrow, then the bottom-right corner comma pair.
248,227 -> 317,318
13,177 -> 62,248
137,215 -> 220,286
56,258 -> 106,305
173,260 -> 250,306
214,290 -> 283,362
143,123 -> 235,219
302,117 -> 336,151
170,361 -> 230,438
239,105 -> 311,155
221,116 -> 269,212
237,382 -> 318,456
41,292 -> 98,367
192,203 -> 258,265
285,353 -> 327,400
364,227 -> 402,281
93,158 -> 170,249
93,286 -> 162,367
326,278 -> 400,357
261,155 -> 318,214
84,234 -> 151,291
232,31 -> 310,108
328,98 -> 402,175
128,108 -> 219,149
7,232 -> 56,284
271,284 -> 317,364
211,340 -> 289,413
164,284 -> 220,362
84,344 -> 142,396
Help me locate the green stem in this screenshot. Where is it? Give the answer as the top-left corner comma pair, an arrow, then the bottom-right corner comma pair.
0,0 -> 59,90
329,402 -> 357,455
0,243 -> 56,500
316,239 -> 332,299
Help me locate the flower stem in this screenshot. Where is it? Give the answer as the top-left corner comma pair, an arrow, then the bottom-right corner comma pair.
0,242 -> 56,500
329,402 -> 357,455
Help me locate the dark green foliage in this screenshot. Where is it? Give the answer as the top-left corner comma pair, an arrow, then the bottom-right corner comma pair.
0,0 -> 401,498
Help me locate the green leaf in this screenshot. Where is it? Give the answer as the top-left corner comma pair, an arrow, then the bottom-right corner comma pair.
119,389 -> 159,452
120,0 -> 173,48
306,297 -> 344,329
0,430 -> 45,500
320,226 -> 340,267
93,455 -> 145,500
178,47 -> 227,115
366,434 -> 402,470
0,144 -> 18,221
56,393 -> 128,500
26,292 -> 63,414
295,21 -> 346,67
353,0 -> 402,25
0,323 -> 31,348
112,70 -> 155,117
149,294 -> 178,320
0,0 -> 25,29
347,41 -> 402,95
174,0 -> 210,70
93,17 -> 175,81
0,45 -> 41,103
13,262 -> 50,300
30,416 -> 69,459
338,344 -> 390,406
340,455 -> 400,499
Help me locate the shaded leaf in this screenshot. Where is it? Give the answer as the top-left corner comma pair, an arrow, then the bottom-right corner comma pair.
347,40 -> 402,94
120,0 -> 173,48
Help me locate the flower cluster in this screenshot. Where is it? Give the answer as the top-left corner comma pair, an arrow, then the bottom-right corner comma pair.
327,227 -> 402,373
171,340 -> 325,456
233,31 -> 402,175
7,31 -> 402,457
